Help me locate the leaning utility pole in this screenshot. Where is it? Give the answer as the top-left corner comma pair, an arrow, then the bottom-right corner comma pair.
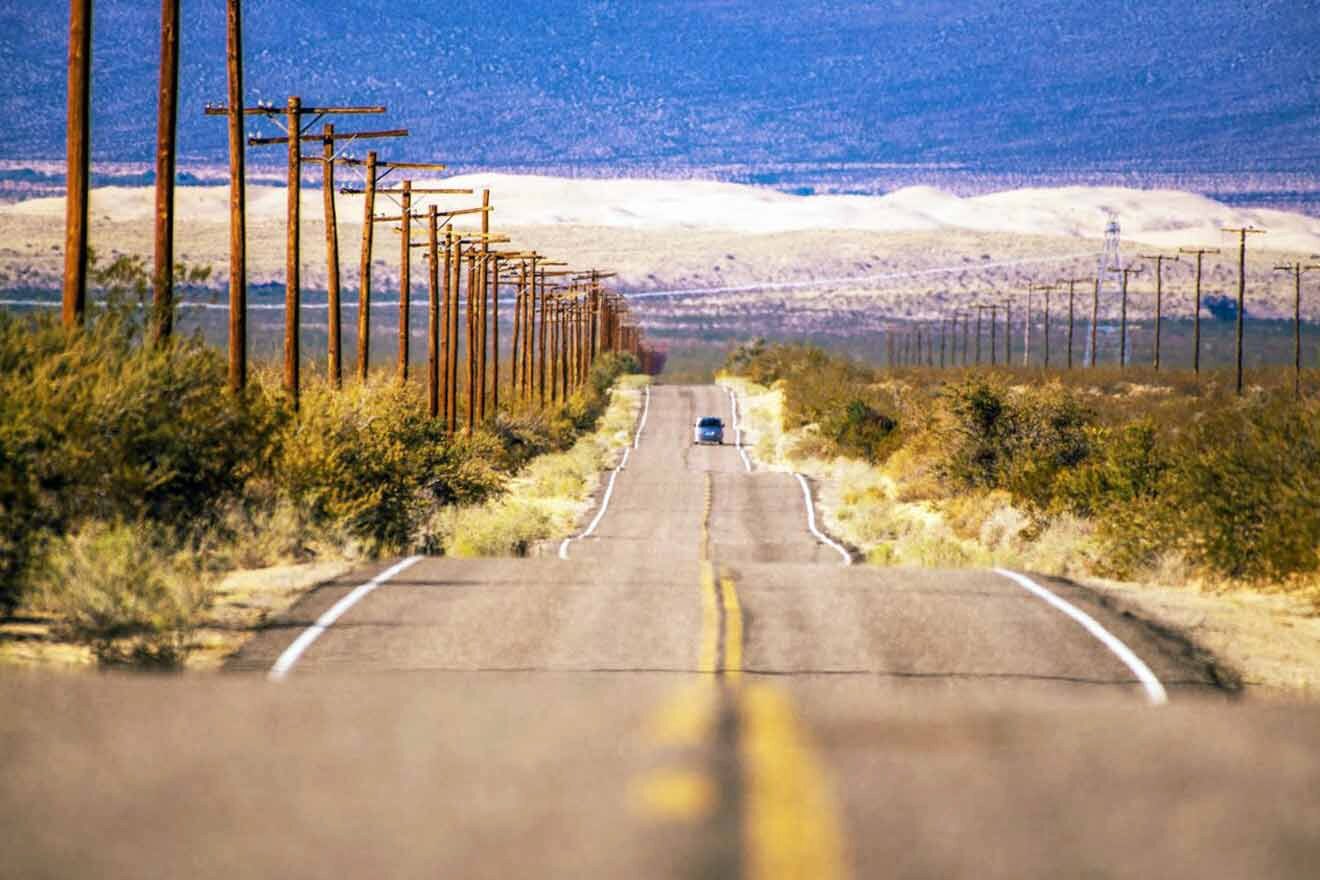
1118,265 -> 1143,369
1178,247 -> 1220,376
1138,253 -> 1180,371
1058,277 -> 1088,370
1223,227 -> 1266,395
151,0 -> 180,344
1274,260 -> 1320,396
63,0 -> 92,328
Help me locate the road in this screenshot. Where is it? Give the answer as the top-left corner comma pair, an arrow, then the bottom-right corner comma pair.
3,384 -> 1319,879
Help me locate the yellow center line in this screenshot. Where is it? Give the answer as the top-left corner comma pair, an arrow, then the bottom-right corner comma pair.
739,683 -> 851,880
639,462 -> 851,879
699,561 -> 719,674
720,574 -> 743,682
698,472 -> 720,674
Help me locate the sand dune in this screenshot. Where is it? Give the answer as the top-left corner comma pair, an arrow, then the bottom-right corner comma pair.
5,174 -> 1319,253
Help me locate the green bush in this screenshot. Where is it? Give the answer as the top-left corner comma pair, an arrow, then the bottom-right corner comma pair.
1053,422 -> 1169,578
0,307 -> 280,613
936,378 -> 1093,510
1163,397 -> 1320,582
277,381 -> 505,554
39,521 -> 211,667
821,399 -> 899,463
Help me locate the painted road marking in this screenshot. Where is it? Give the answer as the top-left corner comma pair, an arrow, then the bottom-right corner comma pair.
630,768 -> 717,821
740,684 -> 850,880
559,384 -> 650,560
634,384 -> 652,449
994,568 -> 1169,706
726,386 -> 753,472
719,574 -> 743,682
793,473 -> 852,566
699,562 -> 720,674
267,555 -> 423,681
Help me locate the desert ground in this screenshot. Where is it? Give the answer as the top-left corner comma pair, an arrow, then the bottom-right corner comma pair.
3,175 -> 1320,344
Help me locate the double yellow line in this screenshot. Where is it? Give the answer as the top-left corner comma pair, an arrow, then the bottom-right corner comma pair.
695,472 -> 847,879
699,473 -> 743,680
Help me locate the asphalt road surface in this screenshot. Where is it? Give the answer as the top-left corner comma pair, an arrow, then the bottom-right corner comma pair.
4,384 -> 1319,879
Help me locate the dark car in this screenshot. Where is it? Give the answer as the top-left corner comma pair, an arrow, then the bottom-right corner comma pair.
694,416 -> 725,445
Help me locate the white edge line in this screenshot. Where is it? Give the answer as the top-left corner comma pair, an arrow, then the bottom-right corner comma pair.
634,385 -> 651,449
727,387 -> 753,473
794,473 -> 852,566
561,385 -> 650,560
267,555 -> 423,681
993,568 -> 1169,706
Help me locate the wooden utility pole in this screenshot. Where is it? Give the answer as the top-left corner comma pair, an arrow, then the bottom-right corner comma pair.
151,0 -> 180,344
536,264 -> 570,403
63,0 -> 92,328
319,124 -> 342,386
478,189 -> 491,421
398,180 -> 412,383
339,165 -> 457,381
1273,261 -> 1320,396
1223,227 -> 1266,395
445,228 -> 460,429
219,100 -> 398,405
1028,283 -> 1055,367
283,97 -> 301,398
999,301 -> 1008,365
222,0 -> 246,389
1057,278 -> 1087,370
1119,265 -> 1143,369
975,306 -> 985,364
1138,253 -> 1180,371
356,152 -> 377,381
1089,277 -> 1100,368
1178,247 -> 1220,376
426,205 -> 441,417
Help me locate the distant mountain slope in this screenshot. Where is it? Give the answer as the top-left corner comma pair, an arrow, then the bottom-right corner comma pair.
1,1 -> 1317,173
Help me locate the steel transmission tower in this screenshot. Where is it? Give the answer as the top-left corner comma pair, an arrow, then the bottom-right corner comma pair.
1088,212 -> 1124,366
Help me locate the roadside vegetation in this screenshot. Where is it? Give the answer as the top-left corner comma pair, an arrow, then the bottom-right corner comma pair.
721,339 -> 1320,605
0,257 -> 643,668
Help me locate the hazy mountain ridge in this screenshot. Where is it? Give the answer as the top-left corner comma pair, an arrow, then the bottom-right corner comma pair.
2,0 -> 1317,176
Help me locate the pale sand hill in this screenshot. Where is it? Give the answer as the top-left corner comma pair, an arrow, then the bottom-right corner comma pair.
8,174 -> 1320,251
2,175 -> 1318,326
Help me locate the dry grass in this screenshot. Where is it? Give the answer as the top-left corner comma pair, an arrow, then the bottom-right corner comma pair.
429,375 -> 650,558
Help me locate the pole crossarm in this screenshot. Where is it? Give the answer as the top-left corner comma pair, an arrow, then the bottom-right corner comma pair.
205,104 -> 387,116
248,128 -> 407,146
336,159 -> 449,170
341,187 -> 470,195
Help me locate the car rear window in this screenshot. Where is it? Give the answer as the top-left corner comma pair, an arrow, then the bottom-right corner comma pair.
698,417 -> 722,427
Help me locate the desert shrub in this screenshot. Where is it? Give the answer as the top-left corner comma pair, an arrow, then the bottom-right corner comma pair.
1162,396 -> 1320,581
277,381 -> 505,554
39,521 -> 211,667
435,499 -> 557,558
0,306 -> 280,613
936,378 -> 1093,509
936,377 -> 1013,489
1052,422 -> 1169,578
821,399 -> 899,463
